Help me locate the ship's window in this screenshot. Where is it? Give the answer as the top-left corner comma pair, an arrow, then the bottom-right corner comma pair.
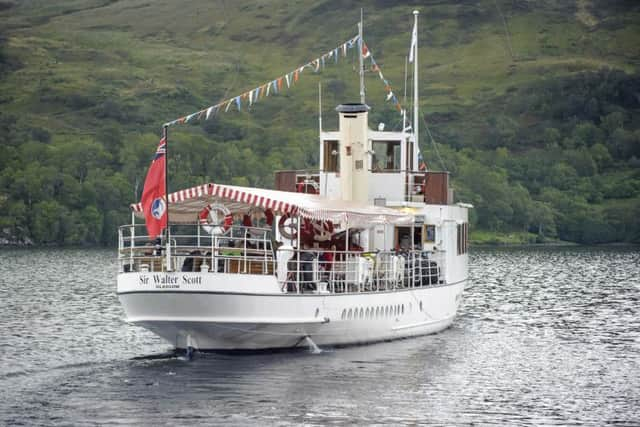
457,222 -> 469,255
424,225 -> 436,243
465,222 -> 469,253
323,140 -> 339,173
372,140 -> 401,172
395,226 -> 423,250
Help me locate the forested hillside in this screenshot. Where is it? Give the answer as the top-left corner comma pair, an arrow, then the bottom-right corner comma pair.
1,0 -> 639,245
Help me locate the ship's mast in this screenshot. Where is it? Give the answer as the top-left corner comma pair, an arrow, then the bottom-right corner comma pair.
359,8 -> 365,104
412,10 -> 419,163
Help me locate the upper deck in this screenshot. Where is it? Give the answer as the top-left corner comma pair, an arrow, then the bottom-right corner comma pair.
274,103 -> 455,207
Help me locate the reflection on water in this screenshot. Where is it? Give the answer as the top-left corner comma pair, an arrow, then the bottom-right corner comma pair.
0,246 -> 639,425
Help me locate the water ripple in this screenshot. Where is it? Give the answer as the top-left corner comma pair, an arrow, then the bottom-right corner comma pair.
0,246 -> 639,425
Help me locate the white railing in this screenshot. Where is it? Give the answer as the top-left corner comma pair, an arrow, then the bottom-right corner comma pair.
279,249 -> 445,294
118,224 -> 275,275
118,224 -> 445,293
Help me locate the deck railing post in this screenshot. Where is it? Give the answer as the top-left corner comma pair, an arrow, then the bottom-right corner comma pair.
212,232 -> 217,273
130,212 -> 135,269
263,230 -> 268,274
296,217 -> 301,294
165,226 -> 171,272
243,227 -> 247,273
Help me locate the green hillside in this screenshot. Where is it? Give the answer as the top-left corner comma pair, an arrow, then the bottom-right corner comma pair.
1,0 -> 639,245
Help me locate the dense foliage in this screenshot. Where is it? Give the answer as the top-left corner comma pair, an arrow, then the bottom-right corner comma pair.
0,0 -> 639,245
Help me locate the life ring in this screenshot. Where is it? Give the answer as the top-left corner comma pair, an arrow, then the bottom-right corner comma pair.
278,213 -> 299,240
199,204 -> 233,235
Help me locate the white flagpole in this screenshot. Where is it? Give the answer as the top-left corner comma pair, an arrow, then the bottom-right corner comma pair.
412,10 -> 419,171
359,8 -> 365,104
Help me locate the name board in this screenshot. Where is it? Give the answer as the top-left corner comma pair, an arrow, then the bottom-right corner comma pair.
138,274 -> 202,289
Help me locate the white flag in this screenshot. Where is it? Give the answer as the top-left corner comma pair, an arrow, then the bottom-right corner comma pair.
408,19 -> 417,63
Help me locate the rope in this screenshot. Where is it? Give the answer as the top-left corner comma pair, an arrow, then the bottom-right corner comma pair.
422,115 -> 448,172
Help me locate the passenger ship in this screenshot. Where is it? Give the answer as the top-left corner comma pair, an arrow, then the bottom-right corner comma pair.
116,12 -> 470,351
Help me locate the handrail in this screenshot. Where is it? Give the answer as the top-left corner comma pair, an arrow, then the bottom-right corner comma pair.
117,223 -> 445,293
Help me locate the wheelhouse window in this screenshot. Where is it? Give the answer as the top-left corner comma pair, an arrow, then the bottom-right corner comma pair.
323,140 -> 339,173
372,140 -> 401,172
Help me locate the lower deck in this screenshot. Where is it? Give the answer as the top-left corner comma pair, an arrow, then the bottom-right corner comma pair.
119,224 -> 450,295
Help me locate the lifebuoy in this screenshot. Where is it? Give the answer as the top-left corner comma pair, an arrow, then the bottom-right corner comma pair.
278,213 -> 298,240
199,204 -> 233,235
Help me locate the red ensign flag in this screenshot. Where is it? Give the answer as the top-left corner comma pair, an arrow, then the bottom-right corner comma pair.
140,137 -> 167,238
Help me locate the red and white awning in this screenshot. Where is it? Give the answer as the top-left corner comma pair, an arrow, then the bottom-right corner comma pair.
130,183 -> 413,226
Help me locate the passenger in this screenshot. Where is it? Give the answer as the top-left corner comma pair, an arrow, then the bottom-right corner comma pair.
299,243 -> 316,292
182,250 -> 202,272
319,245 -> 335,274
153,237 -> 162,256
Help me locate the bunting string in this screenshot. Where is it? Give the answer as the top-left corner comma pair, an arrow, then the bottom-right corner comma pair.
163,35 -> 360,127
360,40 -> 407,123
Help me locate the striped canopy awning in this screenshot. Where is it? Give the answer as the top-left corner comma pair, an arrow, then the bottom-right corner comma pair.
130,183 -> 413,226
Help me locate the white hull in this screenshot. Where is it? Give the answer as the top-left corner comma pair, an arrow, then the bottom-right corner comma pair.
117,272 -> 465,350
